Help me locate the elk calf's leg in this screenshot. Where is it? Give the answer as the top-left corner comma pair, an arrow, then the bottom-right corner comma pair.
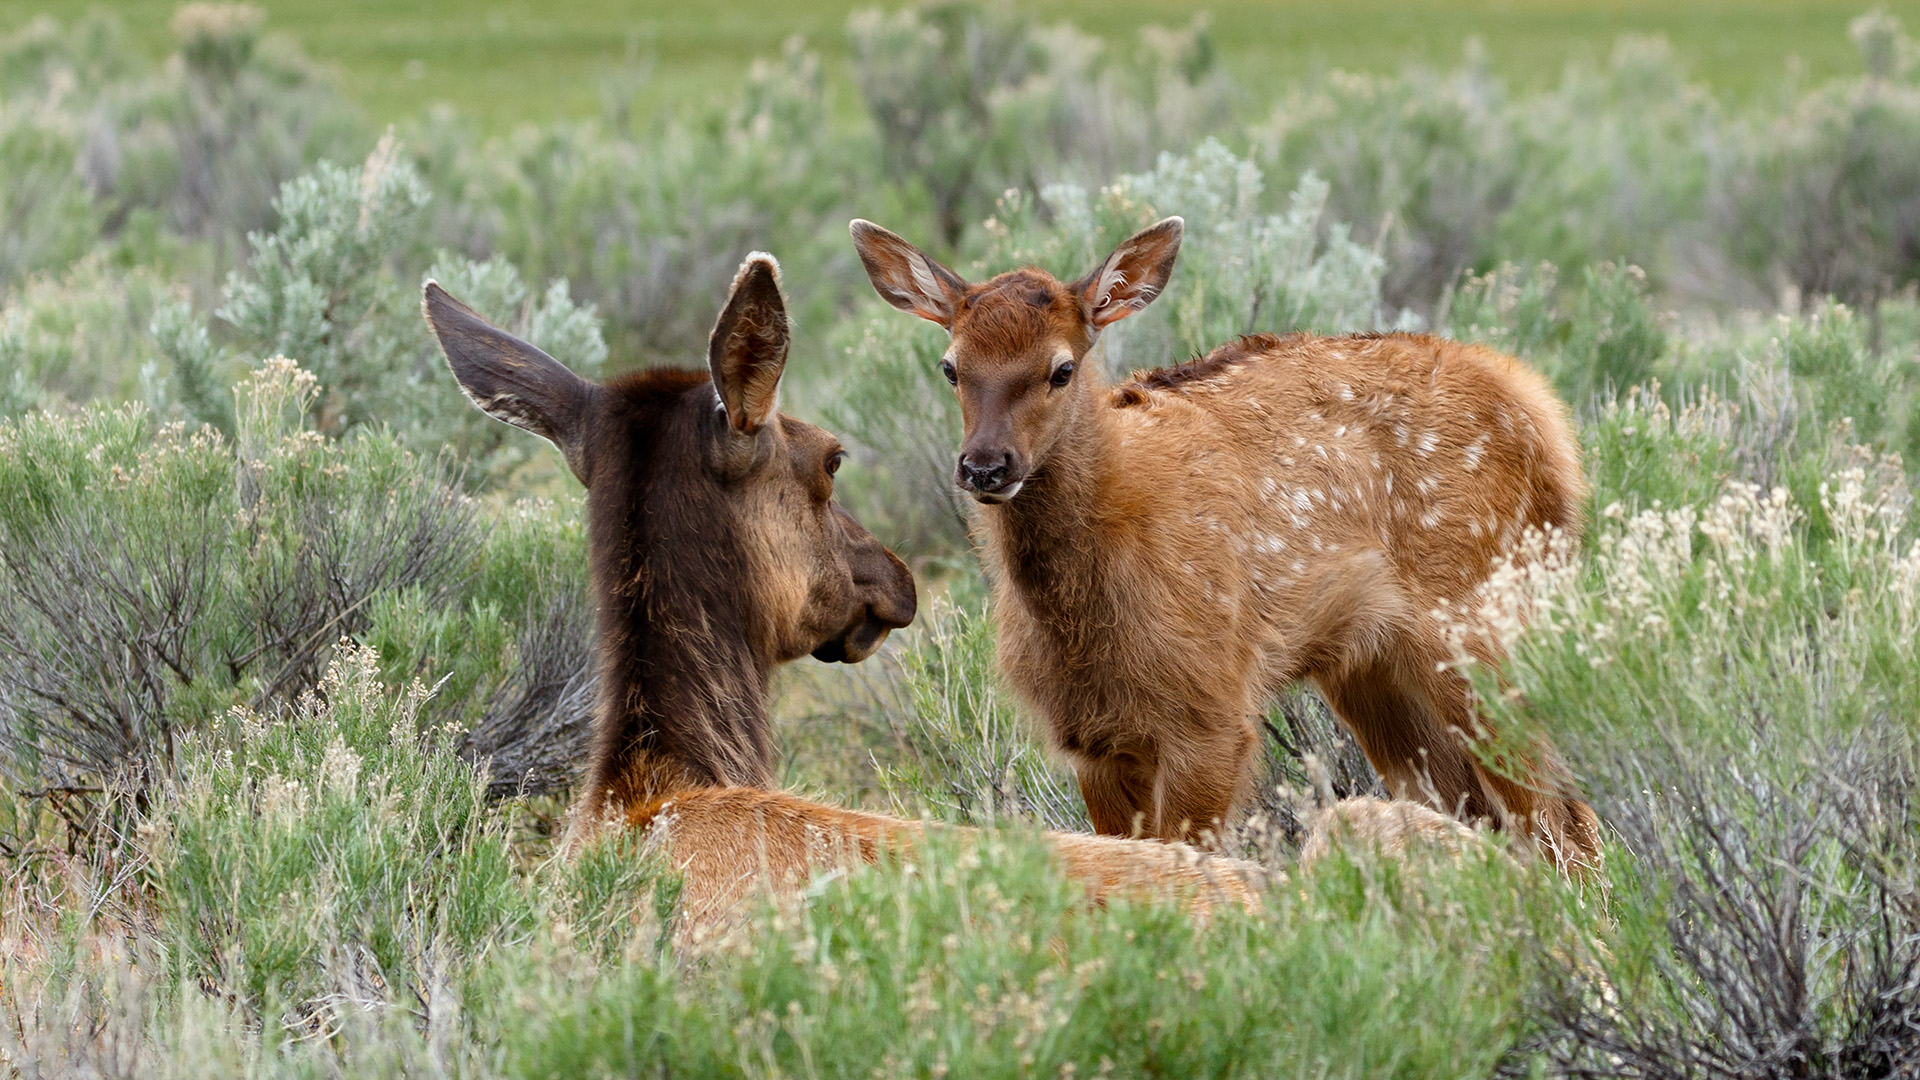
1077,754 -> 1157,838
1317,658 -> 1489,821
1149,719 -> 1256,847
1396,646 -> 1604,873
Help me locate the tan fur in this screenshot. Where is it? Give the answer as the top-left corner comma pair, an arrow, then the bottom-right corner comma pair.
627,787 -> 1268,941
1297,797 -> 1487,870
850,220 -> 1603,873
1004,334 -> 1602,870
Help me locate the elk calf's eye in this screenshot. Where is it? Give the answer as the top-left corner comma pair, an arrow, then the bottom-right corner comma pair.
1050,362 -> 1075,389
826,450 -> 845,476
940,359 -> 957,385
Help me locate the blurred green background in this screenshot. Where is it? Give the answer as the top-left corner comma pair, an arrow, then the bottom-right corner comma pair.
3,0 -> 1905,129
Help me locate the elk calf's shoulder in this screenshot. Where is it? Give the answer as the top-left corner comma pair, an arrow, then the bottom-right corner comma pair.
850,218 -> 1603,874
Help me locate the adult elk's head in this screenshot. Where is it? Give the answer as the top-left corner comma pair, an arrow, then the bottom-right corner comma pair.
424,255 -> 916,668
849,217 -> 1183,504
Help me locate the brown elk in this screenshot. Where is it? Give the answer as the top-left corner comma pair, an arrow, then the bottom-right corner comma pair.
850,217 -> 1603,872
423,256 -> 1266,934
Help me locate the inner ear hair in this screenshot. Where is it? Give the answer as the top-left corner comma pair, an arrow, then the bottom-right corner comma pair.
849,219 -> 966,329
708,253 -> 791,435
422,280 -> 598,482
1075,216 -> 1184,330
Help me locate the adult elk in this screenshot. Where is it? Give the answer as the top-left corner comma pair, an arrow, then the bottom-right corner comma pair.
850,217 -> 1602,872
424,256 -> 1265,933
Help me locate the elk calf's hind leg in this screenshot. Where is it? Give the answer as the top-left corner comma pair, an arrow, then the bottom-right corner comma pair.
1397,644 -> 1604,873
1317,658 -> 1490,822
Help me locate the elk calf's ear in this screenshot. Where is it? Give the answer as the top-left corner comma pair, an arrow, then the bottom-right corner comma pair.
423,281 -> 598,483
709,253 -> 791,435
848,219 -> 967,330
1074,216 -> 1184,329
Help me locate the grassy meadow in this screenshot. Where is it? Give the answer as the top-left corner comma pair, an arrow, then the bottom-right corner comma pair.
0,0 -> 1902,128
5,1 -> 1920,1075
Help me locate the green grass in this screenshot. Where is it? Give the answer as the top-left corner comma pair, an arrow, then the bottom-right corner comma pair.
1,0 -> 1906,131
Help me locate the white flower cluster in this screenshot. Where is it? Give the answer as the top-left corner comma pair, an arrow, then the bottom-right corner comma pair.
1596,501 -> 1697,640
1445,451 -> 1916,677
1434,525 -> 1582,663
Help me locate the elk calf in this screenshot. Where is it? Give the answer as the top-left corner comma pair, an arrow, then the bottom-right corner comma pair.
425,257 -> 1266,938
851,218 -> 1602,872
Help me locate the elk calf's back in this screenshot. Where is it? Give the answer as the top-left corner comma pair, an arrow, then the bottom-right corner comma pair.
851,217 -> 1602,871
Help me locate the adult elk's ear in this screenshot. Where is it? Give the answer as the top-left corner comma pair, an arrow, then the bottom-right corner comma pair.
708,252 -> 790,435
423,280 -> 599,484
1072,216 -> 1183,330
849,219 -> 967,330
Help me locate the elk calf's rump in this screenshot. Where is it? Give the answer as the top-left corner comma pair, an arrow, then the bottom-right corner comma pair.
851,216 -> 1602,872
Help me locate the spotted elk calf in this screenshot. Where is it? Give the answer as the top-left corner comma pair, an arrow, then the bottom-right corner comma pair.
850,218 -> 1603,872
424,256 -> 1266,935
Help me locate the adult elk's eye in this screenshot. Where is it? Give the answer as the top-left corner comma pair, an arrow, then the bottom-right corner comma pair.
826,450 -> 845,477
939,358 -> 957,385
1049,362 -> 1075,389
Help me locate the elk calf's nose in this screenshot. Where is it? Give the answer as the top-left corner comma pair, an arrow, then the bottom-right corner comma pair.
959,452 -> 1009,490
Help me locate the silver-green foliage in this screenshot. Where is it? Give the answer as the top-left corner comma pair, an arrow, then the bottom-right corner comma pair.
0,358 -> 593,794
0,359 -> 468,786
876,595 -> 1088,831
436,36 -> 853,366
0,6 -> 356,266
1718,10 -> 1920,308
848,1 -> 1229,247
155,641 -> 532,1011
209,141 -> 606,471
1463,397 -> 1920,1072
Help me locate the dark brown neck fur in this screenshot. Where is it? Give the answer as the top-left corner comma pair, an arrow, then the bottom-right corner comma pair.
986,384 -> 1120,647
575,368 -> 776,825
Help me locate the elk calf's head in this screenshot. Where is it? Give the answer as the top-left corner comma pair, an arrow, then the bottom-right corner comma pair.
850,216 -> 1183,503
424,255 -> 915,669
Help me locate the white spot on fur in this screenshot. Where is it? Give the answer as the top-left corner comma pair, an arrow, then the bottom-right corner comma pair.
1291,559 -> 1307,574
1420,509 -> 1443,529
1463,433 -> 1489,470
1338,383 -> 1354,401
1417,431 -> 1439,456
